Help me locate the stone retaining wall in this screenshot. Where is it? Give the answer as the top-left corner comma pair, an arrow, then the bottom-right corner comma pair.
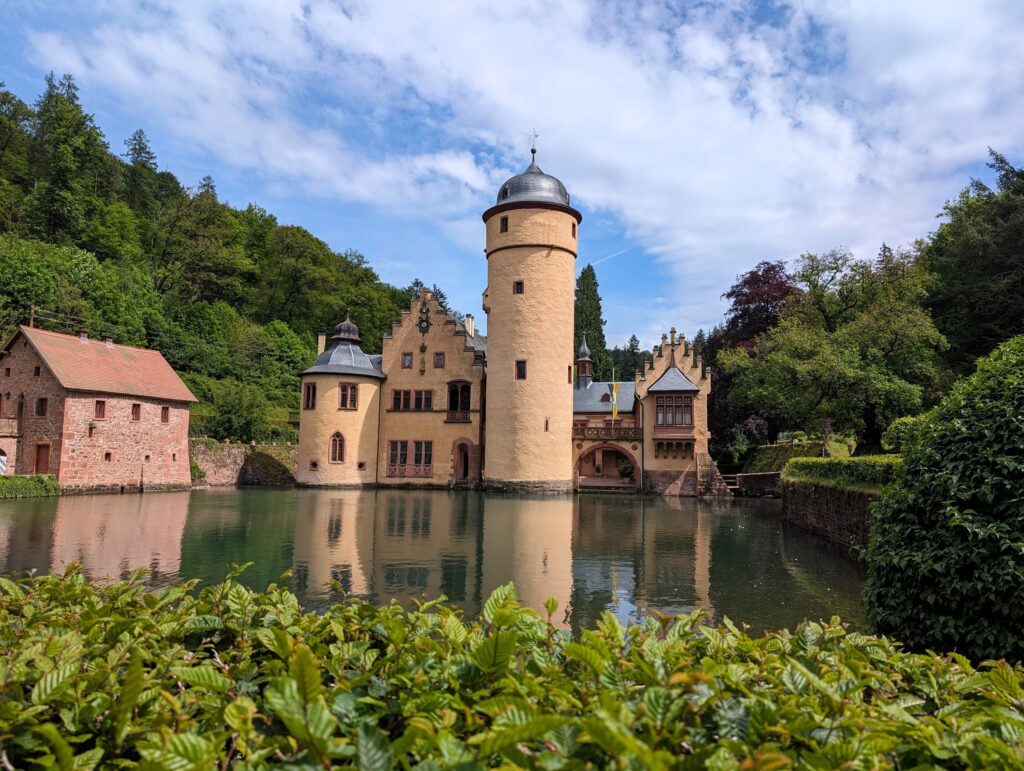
781,477 -> 879,549
189,440 -> 297,487
736,472 -> 781,497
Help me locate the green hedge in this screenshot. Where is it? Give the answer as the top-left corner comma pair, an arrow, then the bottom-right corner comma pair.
1,569 -> 1023,768
0,474 -> 60,498
783,455 -> 902,488
866,335 -> 1024,661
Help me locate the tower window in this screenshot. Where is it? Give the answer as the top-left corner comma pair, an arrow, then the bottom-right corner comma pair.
513,280 -> 524,295
502,186 -> 510,200
338,383 -> 358,409
572,222 -> 577,238
303,382 -> 317,410
329,432 -> 345,463
499,215 -> 509,233
515,360 -> 527,380
568,365 -> 572,384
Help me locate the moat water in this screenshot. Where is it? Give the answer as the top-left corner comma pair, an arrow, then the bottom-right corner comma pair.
0,488 -> 866,632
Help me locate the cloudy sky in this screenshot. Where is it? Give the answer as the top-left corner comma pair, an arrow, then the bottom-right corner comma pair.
2,1 -> 1022,347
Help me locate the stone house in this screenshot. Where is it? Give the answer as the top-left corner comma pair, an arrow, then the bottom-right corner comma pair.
0,326 -> 196,492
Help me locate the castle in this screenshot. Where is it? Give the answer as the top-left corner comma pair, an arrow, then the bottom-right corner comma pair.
297,152 -> 725,495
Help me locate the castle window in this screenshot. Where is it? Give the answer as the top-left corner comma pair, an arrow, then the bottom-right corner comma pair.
161,406 -> 170,423
131,403 -> 141,421
3,368 -> 9,376
513,280 -> 524,295
502,186 -> 510,200
35,397 -> 47,417
572,222 -> 576,238
655,395 -> 693,426
338,383 -> 358,409
414,390 -> 433,411
104,451 -> 112,462
568,365 -> 572,384
392,390 -> 411,411
433,352 -> 445,368
389,440 -> 408,466
515,360 -> 527,380
329,432 -> 345,463
95,400 -> 106,419
34,366 -> 40,377
303,382 -> 317,410
500,216 -> 509,233
402,352 -> 413,368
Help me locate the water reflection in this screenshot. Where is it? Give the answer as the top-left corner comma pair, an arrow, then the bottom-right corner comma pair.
0,488 -> 866,632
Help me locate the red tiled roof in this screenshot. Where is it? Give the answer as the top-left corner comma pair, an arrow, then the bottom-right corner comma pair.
9,326 -> 197,403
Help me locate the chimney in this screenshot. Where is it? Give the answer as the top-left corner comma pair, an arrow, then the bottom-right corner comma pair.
464,314 -> 475,338
103,337 -> 113,347
669,327 -> 676,346
316,333 -> 326,356
78,331 -> 88,342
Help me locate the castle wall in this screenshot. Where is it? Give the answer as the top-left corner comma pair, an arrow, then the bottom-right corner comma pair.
377,294 -> 484,486
483,207 -> 577,490
296,374 -> 380,486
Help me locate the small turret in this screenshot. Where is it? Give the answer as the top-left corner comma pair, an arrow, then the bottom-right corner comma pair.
576,335 -> 593,389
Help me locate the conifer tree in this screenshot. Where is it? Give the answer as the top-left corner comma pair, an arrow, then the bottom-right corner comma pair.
574,263 -> 612,381
123,129 -> 157,216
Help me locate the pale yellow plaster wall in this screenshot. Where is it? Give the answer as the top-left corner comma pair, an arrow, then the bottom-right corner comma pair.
296,374 -> 380,486
377,293 -> 485,486
484,208 -> 577,485
635,339 -> 712,472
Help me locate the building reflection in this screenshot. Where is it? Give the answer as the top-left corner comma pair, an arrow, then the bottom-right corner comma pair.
0,488 -> 865,631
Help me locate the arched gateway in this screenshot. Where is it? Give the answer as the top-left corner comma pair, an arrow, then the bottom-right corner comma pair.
574,443 -> 639,491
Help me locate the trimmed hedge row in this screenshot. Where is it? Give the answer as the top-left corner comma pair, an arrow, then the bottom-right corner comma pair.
0,474 -> 60,499
783,455 -> 902,488
1,569 -> 1023,768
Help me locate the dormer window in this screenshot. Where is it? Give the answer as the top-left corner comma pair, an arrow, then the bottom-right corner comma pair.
502,186 -> 510,200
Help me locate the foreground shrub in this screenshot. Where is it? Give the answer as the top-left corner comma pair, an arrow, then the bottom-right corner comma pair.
2,569 -> 1023,768
0,473 -> 60,498
866,335 -> 1024,661
783,455 -> 902,488
881,413 -> 930,453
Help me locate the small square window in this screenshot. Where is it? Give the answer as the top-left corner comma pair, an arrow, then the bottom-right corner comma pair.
104,451 -> 112,462
499,215 -> 509,233
33,366 -> 40,377
515,360 -> 527,380
144,454 -> 150,462
513,280 -> 524,295
95,400 -> 106,419
434,352 -> 445,368
161,406 -> 169,423
130,403 -> 141,421
402,352 -> 413,368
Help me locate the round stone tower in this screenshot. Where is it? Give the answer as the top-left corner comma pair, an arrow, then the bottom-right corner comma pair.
482,149 -> 581,491
296,316 -> 383,487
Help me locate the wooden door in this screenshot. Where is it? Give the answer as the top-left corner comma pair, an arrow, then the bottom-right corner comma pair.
34,444 -> 50,474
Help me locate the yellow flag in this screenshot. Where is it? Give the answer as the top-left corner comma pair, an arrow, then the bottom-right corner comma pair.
611,382 -> 620,420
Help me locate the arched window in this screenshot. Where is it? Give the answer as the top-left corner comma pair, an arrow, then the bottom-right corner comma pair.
329,432 -> 345,463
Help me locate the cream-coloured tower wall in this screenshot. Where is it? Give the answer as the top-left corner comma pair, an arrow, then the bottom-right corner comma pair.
483,207 -> 578,490
296,374 -> 380,486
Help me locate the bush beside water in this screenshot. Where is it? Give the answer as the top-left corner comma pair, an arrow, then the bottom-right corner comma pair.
0,474 -> 60,498
783,455 -> 903,490
865,336 -> 1024,661
1,568 -> 1023,768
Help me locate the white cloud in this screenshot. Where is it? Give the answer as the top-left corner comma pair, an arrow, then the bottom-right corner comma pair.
23,0 -> 1024,341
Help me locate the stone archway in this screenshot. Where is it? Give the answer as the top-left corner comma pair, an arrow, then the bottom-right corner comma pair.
575,443 -> 640,491
449,437 -> 478,486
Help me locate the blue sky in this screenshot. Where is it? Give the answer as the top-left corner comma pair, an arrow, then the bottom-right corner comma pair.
2,0 -> 1022,349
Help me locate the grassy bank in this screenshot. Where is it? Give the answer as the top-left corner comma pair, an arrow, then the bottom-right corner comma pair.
0,474 -> 60,499
0,568 -> 1021,768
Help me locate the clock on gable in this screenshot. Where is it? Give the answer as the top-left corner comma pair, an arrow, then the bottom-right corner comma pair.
417,302 -> 431,335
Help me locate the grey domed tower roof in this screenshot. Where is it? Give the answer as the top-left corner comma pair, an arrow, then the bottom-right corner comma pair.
483,148 -> 582,223
302,315 -> 384,379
